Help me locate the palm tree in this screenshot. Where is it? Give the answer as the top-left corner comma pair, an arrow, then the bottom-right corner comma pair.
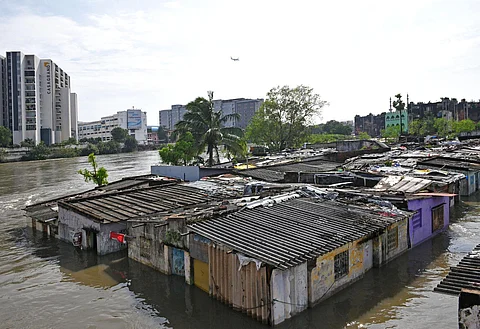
175,91 -> 243,166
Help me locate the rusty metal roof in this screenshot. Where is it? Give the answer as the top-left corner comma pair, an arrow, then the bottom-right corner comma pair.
59,184 -> 212,223
188,197 -> 408,270
236,159 -> 340,182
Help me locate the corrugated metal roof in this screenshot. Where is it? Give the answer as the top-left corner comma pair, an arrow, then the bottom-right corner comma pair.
434,244 -> 480,295
59,184 -> 212,223
419,157 -> 480,171
236,160 -> 339,182
374,176 -> 433,193
188,197 -> 408,270
237,168 -> 285,182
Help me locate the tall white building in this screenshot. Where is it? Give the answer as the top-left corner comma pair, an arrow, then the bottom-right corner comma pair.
78,109 -> 148,144
2,51 -> 78,145
0,55 -> 6,127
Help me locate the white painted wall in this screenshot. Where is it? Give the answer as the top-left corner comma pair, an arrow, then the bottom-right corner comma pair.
270,262 -> 308,325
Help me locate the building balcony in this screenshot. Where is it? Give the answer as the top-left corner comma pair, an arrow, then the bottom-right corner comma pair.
25,66 -> 35,71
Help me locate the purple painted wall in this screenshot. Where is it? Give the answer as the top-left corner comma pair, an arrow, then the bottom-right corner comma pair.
407,196 -> 450,248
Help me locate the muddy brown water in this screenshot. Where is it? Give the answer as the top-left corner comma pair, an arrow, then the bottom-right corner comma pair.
0,151 -> 475,328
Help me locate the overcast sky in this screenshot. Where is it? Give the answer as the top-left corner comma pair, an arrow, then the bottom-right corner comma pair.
2,0 -> 480,125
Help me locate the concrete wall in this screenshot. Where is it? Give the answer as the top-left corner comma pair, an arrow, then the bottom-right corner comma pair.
151,165 -> 232,181
308,238 -> 373,307
127,222 -> 168,273
58,206 -> 127,255
271,262 -> 308,325
408,196 -> 450,248
372,219 -> 409,267
151,165 -> 200,181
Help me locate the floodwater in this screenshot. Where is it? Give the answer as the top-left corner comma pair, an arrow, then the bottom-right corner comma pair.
0,151 -> 476,328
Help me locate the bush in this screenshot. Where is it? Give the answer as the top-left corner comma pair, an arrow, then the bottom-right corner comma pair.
50,147 -> 79,158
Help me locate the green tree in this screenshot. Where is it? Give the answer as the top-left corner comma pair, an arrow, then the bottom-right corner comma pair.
358,132 -> 371,140
78,153 -> 108,186
433,118 -> 453,138
0,127 -> 12,147
22,142 -> 51,160
409,119 -> 425,136
157,126 -> 169,143
175,91 -> 243,166
123,135 -> 138,152
245,85 -> 327,152
0,149 -> 6,162
79,143 -> 99,156
308,134 -> 349,144
381,125 -> 400,142
98,140 -> 121,154
159,132 -> 195,166
322,120 -> 352,135
453,119 -> 475,134
20,138 -> 35,148
61,137 -> 78,145
110,127 -> 129,143
392,94 -> 405,111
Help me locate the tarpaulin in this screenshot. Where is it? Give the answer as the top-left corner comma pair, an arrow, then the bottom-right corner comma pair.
110,231 -> 126,244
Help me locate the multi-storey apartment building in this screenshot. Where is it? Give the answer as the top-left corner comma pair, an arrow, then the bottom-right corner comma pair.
0,55 -> 6,128
159,98 -> 263,131
78,109 -> 148,144
1,51 -> 78,145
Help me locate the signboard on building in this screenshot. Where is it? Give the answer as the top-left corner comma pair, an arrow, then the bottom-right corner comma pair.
127,109 -> 142,130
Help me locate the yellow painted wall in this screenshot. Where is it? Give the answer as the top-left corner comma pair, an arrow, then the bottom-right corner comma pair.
309,237 -> 373,305
193,259 -> 209,293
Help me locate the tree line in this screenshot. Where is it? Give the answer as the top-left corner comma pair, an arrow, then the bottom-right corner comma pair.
381,116 -> 479,141
159,85 -> 359,167
0,127 -> 138,162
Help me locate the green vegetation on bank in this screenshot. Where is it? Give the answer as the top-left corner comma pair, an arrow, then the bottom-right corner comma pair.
0,127 -> 145,163
378,117 -> 479,142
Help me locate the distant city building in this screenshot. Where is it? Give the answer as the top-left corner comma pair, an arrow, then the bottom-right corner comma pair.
385,97 -> 409,134
159,98 -> 263,131
355,97 -> 480,137
354,113 -> 386,137
78,109 -> 148,144
0,51 -> 78,145
0,55 -> 6,128
147,125 -> 160,144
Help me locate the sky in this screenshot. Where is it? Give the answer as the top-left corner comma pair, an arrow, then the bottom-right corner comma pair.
1,0 -> 480,125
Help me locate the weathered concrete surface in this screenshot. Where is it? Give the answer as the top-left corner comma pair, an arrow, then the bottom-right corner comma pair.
127,223 -> 168,273
373,219 -> 408,267
459,288 -> 480,329
308,239 -> 373,307
58,207 -> 127,255
271,262 -> 308,325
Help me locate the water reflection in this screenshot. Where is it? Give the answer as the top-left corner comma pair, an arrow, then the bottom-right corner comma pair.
2,153 -> 480,328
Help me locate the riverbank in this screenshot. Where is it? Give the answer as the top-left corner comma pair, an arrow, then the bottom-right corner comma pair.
0,143 -> 163,163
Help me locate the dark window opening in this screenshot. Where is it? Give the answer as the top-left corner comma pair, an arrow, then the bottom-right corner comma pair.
388,226 -> 398,251
432,204 -> 445,232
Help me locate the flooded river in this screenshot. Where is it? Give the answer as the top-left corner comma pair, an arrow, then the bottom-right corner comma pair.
0,151 -> 476,328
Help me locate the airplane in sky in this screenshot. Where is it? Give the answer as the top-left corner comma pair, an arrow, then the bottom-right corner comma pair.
230,57 -> 239,61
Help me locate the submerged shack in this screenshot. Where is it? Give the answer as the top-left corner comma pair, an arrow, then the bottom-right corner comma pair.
56,184 -> 212,255
186,193 -> 412,325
